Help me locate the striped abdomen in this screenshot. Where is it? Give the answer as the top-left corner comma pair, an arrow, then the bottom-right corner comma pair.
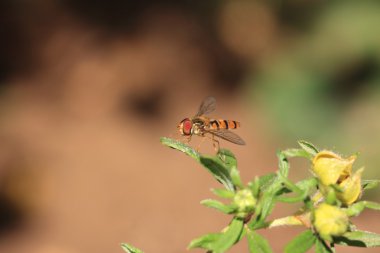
209,119 -> 240,130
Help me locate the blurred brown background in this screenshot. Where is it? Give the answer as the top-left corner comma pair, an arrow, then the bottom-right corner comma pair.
0,0 -> 380,252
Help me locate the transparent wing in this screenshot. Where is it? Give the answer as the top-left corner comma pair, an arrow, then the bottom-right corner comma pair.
206,129 -> 246,145
195,96 -> 216,117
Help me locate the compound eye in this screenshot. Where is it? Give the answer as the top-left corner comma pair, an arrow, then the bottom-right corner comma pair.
183,119 -> 192,135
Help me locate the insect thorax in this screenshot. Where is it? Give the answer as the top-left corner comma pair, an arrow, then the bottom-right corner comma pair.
191,118 -> 206,136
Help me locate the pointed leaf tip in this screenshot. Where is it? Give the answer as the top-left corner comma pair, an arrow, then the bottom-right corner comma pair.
201,199 -> 237,214
334,230 -> 380,247
297,140 -> 319,157
284,230 -> 316,253
121,243 -> 144,253
212,218 -> 244,252
188,233 -> 222,250
247,230 -> 273,253
160,137 -> 200,160
200,156 -> 234,191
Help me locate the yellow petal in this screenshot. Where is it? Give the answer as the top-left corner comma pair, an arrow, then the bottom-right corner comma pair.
337,167 -> 364,205
312,151 -> 356,185
314,203 -> 349,239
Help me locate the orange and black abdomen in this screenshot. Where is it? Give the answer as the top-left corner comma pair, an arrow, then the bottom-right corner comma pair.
210,119 -> 240,130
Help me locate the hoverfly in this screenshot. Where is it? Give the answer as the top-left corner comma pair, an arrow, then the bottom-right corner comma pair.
177,96 -> 245,150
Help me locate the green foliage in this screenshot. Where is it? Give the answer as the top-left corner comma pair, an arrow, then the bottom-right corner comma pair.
187,217 -> 244,252
121,243 -> 144,253
211,217 -> 244,253
160,137 -> 200,161
335,231 -> 380,247
298,140 -> 319,158
212,188 -> 235,199
122,138 -> 380,253
188,233 -> 222,250
315,239 -> 334,253
200,156 -> 235,191
284,230 -> 316,253
200,199 -> 237,214
346,201 -> 380,217
247,230 -> 272,253
362,180 -> 380,190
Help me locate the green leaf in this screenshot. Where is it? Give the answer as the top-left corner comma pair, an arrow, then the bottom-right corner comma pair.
276,177 -> 316,196
251,188 -> 280,229
363,201 -> 380,210
362,180 -> 380,190
277,151 -> 289,177
248,177 -> 260,198
315,239 -> 333,253
230,166 -> 244,189
298,140 -> 319,157
201,199 -> 237,214
161,137 -> 235,190
296,177 -> 318,191
330,184 -> 344,193
212,188 -> 235,198
276,193 -> 308,203
269,215 -> 304,228
325,186 -> 338,205
279,174 -> 303,194
276,177 -> 317,203
284,230 -> 316,253
251,173 -> 285,229
200,156 -> 234,191
160,137 -> 200,161
247,230 -> 273,253
252,196 -> 274,229
212,217 -> 244,253
248,174 -> 277,199
283,148 -> 311,159
218,149 -> 237,171
258,173 -> 277,190
188,219 -> 244,252
334,230 -> 380,247
188,233 -> 222,250
217,149 -> 243,188
121,243 -> 144,253
237,226 -> 247,241
346,201 -> 366,217
346,201 -> 380,217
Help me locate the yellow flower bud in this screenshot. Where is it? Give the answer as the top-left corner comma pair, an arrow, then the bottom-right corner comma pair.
313,203 -> 349,240
233,189 -> 256,218
337,167 -> 364,205
312,151 -> 356,186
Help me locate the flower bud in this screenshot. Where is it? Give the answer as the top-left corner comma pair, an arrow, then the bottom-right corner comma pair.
233,189 -> 256,218
313,203 -> 349,241
337,167 -> 364,205
312,151 -> 356,186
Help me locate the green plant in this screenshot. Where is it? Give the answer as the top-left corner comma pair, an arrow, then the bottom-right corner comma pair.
122,138 -> 380,253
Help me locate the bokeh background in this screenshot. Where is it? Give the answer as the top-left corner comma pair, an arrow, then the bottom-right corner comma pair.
1,0 -> 380,252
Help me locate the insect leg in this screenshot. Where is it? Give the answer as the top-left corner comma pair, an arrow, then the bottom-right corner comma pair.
195,136 -> 206,152
203,132 -> 220,153
211,134 -> 220,153
181,135 -> 192,144
186,135 -> 192,143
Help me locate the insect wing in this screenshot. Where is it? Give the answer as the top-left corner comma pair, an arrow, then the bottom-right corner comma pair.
195,96 -> 216,117
207,129 -> 246,145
